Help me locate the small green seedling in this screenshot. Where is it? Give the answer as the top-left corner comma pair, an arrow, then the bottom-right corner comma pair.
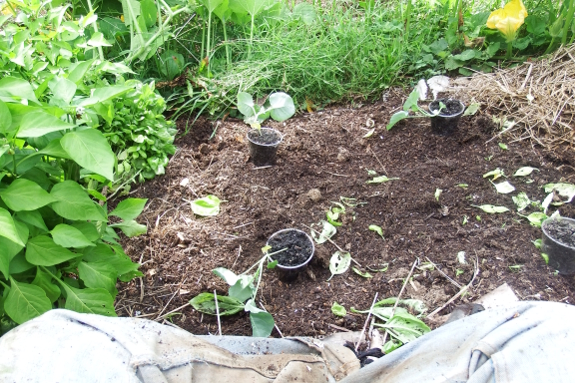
352,267 -> 373,278
472,204 -> 509,214
190,195 -> 221,216
455,269 -> 465,277
331,302 -> 347,317
541,253 -> 549,264
462,215 -> 468,225
237,91 -> 295,129
386,89 -> 443,130
513,167 -> 538,177
483,168 -> 505,180
498,143 -> 508,150
369,224 -> 385,239
508,265 -> 523,272
435,188 -> 442,201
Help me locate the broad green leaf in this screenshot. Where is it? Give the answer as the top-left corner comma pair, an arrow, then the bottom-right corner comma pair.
190,195 -> 221,216
38,138 -> 72,159
26,235 -> 79,266
71,222 -> 100,242
0,77 -> 40,105
121,0 -> 141,26
1,178 -> 56,211
61,129 -> 115,181
0,100 -> 12,135
140,0 -> 158,27
328,251 -> 351,280
375,311 -> 430,343
16,111 -> 74,138
268,92 -> 295,122
519,212 -> 548,227
0,207 -> 25,246
32,267 -> 61,302
79,86 -> 132,107
189,292 -> 245,315
199,0 -> 224,13
109,220 -> 147,237
331,302 -> 347,317
78,261 -> 117,294
213,267 -> 240,285
15,210 -> 48,232
471,204 -> 509,214
386,111 -> 410,130
543,183 -> 575,203
292,2 -> 316,24
0,221 -> 28,279
87,31 -> 112,47
403,88 -> 420,112
514,166 -> 539,177
50,181 -> 107,221
311,220 -> 336,244
229,0 -> 270,17
50,224 -> 95,248
483,168 -> 504,180
352,266 -> 373,278
49,77 -> 77,105
245,299 -> 274,337
61,283 -> 117,316
452,49 -> 476,61
109,198 -> 147,221
493,181 -> 515,194
237,92 -> 255,117
512,192 -> 531,212
367,175 -> 400,184
213,267 -> 255,302
67,60 -> 94,84
383,339 -> 403,353
5,277 -> 51,324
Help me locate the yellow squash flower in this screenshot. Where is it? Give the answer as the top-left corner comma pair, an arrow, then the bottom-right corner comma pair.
486,0 -> 528,42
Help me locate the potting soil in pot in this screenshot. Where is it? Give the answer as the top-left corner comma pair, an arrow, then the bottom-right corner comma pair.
248,129 -> 281,145
545,219 -> 575,247
268,230 -> 313,266
429,99 -> 464,116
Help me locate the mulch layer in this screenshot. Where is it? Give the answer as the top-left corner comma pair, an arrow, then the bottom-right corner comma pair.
116,90 -> 575,337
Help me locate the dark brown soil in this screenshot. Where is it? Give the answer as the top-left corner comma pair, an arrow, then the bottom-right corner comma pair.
429,99 -> 464,116
544,219 -> 575,247
116,89 -> 575,338
268,229 -> 314,267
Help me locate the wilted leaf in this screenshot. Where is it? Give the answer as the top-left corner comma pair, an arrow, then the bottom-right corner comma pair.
519,212 -> 548,227
352,266 -> 373,278
543,183 -> 575,203
369,224 -> 384,239
493,181 -> 515,194
471,204 -> 509,213
190,195 -> 221,216
514,166 -> 538,177
462,102 -> 480,116
512,192 -> 531,212
366,175 -> 400,184
483,168 -> 504,180
311,220 -> 336,244
331,302 -> 347,317
328,251 -> 351,280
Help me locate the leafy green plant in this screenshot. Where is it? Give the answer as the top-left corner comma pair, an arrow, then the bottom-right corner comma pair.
100,80 -> 177,186
190,249 -> 279,337
0,78 -> 145,333
386,89 -> 445,130
236,91 -> 295,129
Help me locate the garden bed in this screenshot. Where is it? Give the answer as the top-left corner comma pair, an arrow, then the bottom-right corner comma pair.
117,90 -> 575,336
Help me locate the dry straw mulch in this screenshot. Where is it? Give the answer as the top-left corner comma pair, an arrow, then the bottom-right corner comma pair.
451,44 -> 575,159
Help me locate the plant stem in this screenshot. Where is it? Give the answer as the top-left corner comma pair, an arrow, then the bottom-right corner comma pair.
562,0 -> 575,46
85,0 -> 104,61
505,41 -> 512,60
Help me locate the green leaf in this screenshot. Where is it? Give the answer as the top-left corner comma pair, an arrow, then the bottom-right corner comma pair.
49,77 -> 77,105
498,142 -> 508,150
331,302 -> 347,317
61,283 -> 117,316
512,192 -> 531,212
383,339 -> 403,353
78,261 -> 117,294
463,102 -> 480,116
452,49 -> 476,61
1,178 -> 56,211
50,224 -> 95,248
532,238 -> 542,249
366,175 -> 400,184
541,253 -> 549,264
140,0 -> 158,27
4,277 -> 52,324
513,166 -> 538,177
109,220 -> 147,237
109,198 -> 148,221
543,183 -> 575,203
386,111 -> 410,130
50,181 -> 107,221
237,92 -> 255,117
87,31 -> 112,47
471,204 -> 509,214
268,92 -> 295,122
25,235 -> 79,266
375,311 -> 430,343
229,0 -> 270,17
16,111 -> 74,138
32,267 -> 61,302
0,77 -> 40,105
70,222 -> 100,242
0,207 -> 25,246
189,292 -> 245,315
38,138 -> 72,159
67,60 -> 94,84
61,129 -> 115,181
403,89 -> 420,112
328,251 -> 351,280
190,195 -> 221,216
519,212 -> 548,227
79,86 -> 132,107
0,221 -> 28,279
352,266 -> 373,278
483,168 -> 504,180
245,299 -> 274,337
0,100 -> 12,135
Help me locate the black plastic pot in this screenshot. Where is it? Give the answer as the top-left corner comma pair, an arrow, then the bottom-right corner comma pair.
542,217 -> 575,275
428,99 -> 465,136
246,127 -> 283,166
266,229 -> 315,283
